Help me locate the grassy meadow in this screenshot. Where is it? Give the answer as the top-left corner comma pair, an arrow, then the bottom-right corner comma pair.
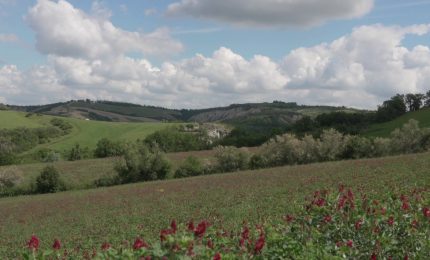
1,152 -> 429,257
364,108 -> 430,137
0,110 -> 176,154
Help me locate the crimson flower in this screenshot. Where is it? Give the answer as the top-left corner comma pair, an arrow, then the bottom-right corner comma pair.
371,253 -> 377,260
207,239 -> 214,249
323,215 -> 332,223
171,220 -> 177,234
402,201 -> 410,211
52,239 -> 61,250
27,235 -> 40,251
101,242 -> 111,251
411,220 -> 419,229
284,214 -> 295,223
355,219 -> 363,230
388,216 -> 394,226
160,229 -> 174,242
423,207 -> 430,218
133,238 -> 148,250
241,226 -> 250,240
194,221 -> 209,238
336,241 -> 343,248
187,221 -> 195,232
346,240 -> 353,248
314,198 -> 326,207
254,233 -> 265,254
214,252 -> 221,260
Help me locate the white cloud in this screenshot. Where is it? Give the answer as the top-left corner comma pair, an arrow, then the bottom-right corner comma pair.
26,0 -> 183,59
1,0 -> 430,110
167,0 -> 374,28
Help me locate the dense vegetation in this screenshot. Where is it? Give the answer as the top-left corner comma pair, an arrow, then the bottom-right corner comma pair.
23,187 -> 430,259
1,151 -> 429,258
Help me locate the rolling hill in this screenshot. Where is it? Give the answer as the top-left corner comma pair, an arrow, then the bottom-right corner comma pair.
7,100 -> 363,125
0,110 -> 176,154
364,108 -> 430,137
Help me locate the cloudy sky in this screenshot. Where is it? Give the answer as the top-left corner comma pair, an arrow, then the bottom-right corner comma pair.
0,0 -> 429,109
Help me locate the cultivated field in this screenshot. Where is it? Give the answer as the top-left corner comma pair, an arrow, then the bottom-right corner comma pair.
1,152 -> 429,257
0,110 -> 176,154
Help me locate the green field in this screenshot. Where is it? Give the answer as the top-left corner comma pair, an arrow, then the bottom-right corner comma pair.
1,152 -> 429,257
0,110 -> 176,153
364,108 -> 430,137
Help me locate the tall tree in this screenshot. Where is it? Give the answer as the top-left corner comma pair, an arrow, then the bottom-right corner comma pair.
405,93 -> 424,111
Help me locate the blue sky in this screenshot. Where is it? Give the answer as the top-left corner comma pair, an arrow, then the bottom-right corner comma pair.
0,0 -> 429,108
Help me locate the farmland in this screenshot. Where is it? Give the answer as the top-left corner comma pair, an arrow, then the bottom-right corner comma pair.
1,152 -> 429,257
0,110 -> 176,155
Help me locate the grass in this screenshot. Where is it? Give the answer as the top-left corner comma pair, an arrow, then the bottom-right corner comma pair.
364,108 -> 430,137
0,110 -> 177,155
1,152 -> 429,257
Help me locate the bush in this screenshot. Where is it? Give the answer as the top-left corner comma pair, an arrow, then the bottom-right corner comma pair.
50,118 -> 73,134
317,129 -> 348,161
94,138 -> 126,158
174,156 -> 204,178
214,146 -> 250,173
35,166 -> 65,194
390,119 -> 425,154
34,148 -> 61,163
0,167 -> 22,192
144,127 -> 210,152
68,144 -> 90,161
0,138 -> 17,166
115,144 -> 171,184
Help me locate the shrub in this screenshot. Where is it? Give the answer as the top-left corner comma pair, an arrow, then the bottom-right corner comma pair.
50,118 -> 73,134
174,156 -> 204,178
94,138 -> 126,158
342,135 -> 373,159
317,129 -> 348,161
249,154 -> 269,169
0,167 -> 22,192
35,166 -> 65,194
67,144 -> 90,161
214,146 -> 250,172
115,144 -> 171,184
0,138 -> 17,166
144,127 -> 210,152
390,119 -> 425,154
34,148 -> 61,163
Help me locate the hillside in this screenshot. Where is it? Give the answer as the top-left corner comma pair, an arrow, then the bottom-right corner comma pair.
8,100 -> 363,125
364,108 -> 430,137
1,152 -> 429,257
0,110 -> 176,154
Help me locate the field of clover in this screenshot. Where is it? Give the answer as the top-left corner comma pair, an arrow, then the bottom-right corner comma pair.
23,185 -> 430,259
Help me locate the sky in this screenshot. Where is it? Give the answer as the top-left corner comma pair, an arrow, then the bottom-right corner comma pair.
0,0 -> 429,109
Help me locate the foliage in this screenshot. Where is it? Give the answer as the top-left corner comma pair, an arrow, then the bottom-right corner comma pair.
21,187 -> 430,259
35,166 -> 65,194
50,118 -> 73,134
376,94 -> 407,122
174,156 -> 205,179
0,167 -> 22,196
67,144 -> 90,161
94,138 -> 127,158
145,127 -> 211,153
115,143 -> 171,184
390,119 -> 429,154
34,148 -> 61,163
214,146 -> 250,172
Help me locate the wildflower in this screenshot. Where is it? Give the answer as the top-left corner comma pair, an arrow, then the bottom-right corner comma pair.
411,220 -> 418,229
133,238 -> 148,250
187,242 -> 194,256
401,201 -> 410,211
194,221 -> 208,238
339,184 -> 345,192
214,252 -> 221,260
53,239 -> 61,250
207,239 -> 214,249
27,235 -> 40,251
187,220 -> 195,232
101,242 -> 111,251
355,219 -> 363,230
338,196 -> 347,210
160,229 -> 174,242
254,233 -> 265,254
314,198 -> 326,207
323,215 -> 332,223
423,207 -> 430,218
171,220 -> 177,234
371,253 -> 377,260
241,226 -> 250,240
380,207 -> 387,215
346,240 -> 353,248
336,241 -> 343,248
388,216 -> 394,226
284,214 -> 295,223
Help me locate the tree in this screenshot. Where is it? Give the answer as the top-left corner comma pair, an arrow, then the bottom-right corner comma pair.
425,90 -> 430,107
94,138 -> 126,158
174,156 -> 204,178
405,93 -> 424,111
376,94 -> 406,122
35,166 -> 64,194
68,144 -> 89,161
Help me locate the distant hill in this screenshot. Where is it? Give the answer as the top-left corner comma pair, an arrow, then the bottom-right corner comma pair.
7,100 -> 363,126
364,108 -> 430,137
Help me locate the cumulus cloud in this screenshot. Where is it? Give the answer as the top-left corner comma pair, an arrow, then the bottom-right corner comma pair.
167,0 -> 374,28
1,0 -> 429,109
26,0 -> 183,59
